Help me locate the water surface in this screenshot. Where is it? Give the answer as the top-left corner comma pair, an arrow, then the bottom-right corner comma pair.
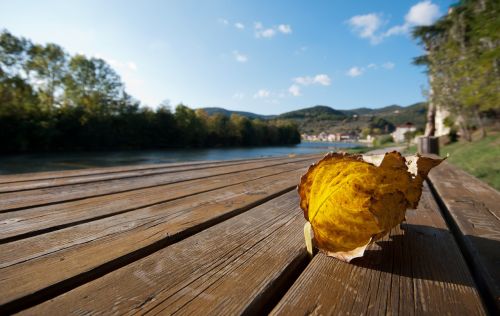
0,142 -> 362,175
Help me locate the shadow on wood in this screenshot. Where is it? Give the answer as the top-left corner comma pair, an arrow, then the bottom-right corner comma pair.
351,223 -> 497,289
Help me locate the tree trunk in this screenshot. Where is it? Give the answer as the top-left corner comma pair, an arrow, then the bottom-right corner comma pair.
425,101 -> 436,136
457,116 -> 471,142
473,107 -> 486,139
425,75 -> 436,136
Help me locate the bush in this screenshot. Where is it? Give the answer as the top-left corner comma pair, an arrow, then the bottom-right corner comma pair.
374,134 -> 394,146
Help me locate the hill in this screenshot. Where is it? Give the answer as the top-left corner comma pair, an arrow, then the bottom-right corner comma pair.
277,102 -> 427,134
279,105 -> 346,120
201,107 -> 275,120
201,103 -> 427,135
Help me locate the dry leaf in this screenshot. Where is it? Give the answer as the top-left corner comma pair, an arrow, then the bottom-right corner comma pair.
298,151 -> 444,262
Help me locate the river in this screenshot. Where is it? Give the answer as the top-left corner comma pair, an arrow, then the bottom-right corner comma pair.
0,142 -> 364,175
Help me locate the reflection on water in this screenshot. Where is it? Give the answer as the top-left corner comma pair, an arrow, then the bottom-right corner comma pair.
0,142 -> 361,175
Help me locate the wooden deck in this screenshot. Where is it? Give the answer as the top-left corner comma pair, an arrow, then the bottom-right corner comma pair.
0,154 -> 498,315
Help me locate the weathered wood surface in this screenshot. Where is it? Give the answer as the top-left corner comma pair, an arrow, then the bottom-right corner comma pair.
271,183 -> 486,315
0,155 -> 302,193
0,166 -> 313,307
0,158 -> 316,242
0,155 -> 315,212
428,162 -> 500,312
18,191 -> 307,315
0,154 -> 496,315
0,155 -> 285,184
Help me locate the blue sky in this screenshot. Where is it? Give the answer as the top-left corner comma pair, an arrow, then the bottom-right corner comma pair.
0,0 -> 454,114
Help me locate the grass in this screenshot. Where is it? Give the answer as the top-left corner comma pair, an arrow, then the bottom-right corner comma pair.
440,132 -> 500,191
343,141 -> 407,154
345,146 -> 373,154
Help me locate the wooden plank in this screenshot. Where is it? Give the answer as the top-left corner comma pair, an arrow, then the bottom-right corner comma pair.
0,169 -> 309,311
0,155 -> 317,212
0,155 -> 306,193
0,158 -> 317,242
0,155 -> 293,184
428,162 -> 500,313
0,158 -> 222,184
14,191 -> 307,316
271,183 -> 486,315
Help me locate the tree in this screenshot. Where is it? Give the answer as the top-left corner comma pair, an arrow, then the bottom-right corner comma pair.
0,29 -> 302,153
0,30 -> 31,79
412,0 -> 500,141
64,55 -> 126,116
27,43 -> 67,111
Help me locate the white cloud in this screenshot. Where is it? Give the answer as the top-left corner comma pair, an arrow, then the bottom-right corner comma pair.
384,1 -> 440,37
278,24 -> 292,34
293,74 -> 331,86
233,92 -> 245,99
348,1 -> 441,43
347,66 -> 364,77
254,89 -> 271,98
259,28 -> 276,38
382,62 -> 395,69
313,74 -> 331,86
235,22 -> 245,29
406,1 -> 440,26
233,50 -> 248,63
346,62 -> 394,77
293,76 -> 312,85
254,22 -> 292,39
288,84 -> 301,96
385,24 -> 409,37
347,13 -> 383,44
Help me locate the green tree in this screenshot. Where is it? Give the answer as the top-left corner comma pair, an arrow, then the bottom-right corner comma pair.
27,43 -> 67,111
64,55 -> 126,116
413,0 -> 500,140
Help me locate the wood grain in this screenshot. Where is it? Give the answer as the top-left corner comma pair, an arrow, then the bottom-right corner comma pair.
17,191 -> 308,316
0,158 -> 317,242
271,183 -> 486,315
428,162 -> 500,313
0,155 -> 317,212
0,155 -> 291,184
0,169 -> 308,310
0,155 -> 305,193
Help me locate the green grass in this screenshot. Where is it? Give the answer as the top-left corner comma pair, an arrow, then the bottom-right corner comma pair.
441,133 -> 500,191
344,142 -> 404,154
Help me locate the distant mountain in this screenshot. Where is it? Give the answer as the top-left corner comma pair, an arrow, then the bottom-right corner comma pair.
279,105 -> 346,120
201,107 -> 275,120
201,103 -> 427,134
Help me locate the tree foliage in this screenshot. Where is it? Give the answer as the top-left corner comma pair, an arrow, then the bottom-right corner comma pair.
412,0 -> 500,140
0,30 -> 300,153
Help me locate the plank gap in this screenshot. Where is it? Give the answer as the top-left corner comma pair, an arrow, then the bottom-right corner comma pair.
0,185 -> 296,315
0,156 -> 300,193
0,157 -> 314,213
0,166 -> 305,244
426,178 -> 496,314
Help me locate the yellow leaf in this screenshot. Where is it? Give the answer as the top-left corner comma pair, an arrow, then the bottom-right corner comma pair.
298,151 -> 444,262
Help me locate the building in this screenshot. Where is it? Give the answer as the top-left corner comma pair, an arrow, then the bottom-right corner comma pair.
391,122 -> 416,143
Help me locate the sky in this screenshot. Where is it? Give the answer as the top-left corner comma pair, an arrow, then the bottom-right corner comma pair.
0,0 -> 455,115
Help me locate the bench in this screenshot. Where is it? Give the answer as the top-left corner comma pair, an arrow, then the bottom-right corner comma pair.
0,155 -> 498,315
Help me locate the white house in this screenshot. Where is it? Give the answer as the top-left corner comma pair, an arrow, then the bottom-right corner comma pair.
391,123 -> 416,143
